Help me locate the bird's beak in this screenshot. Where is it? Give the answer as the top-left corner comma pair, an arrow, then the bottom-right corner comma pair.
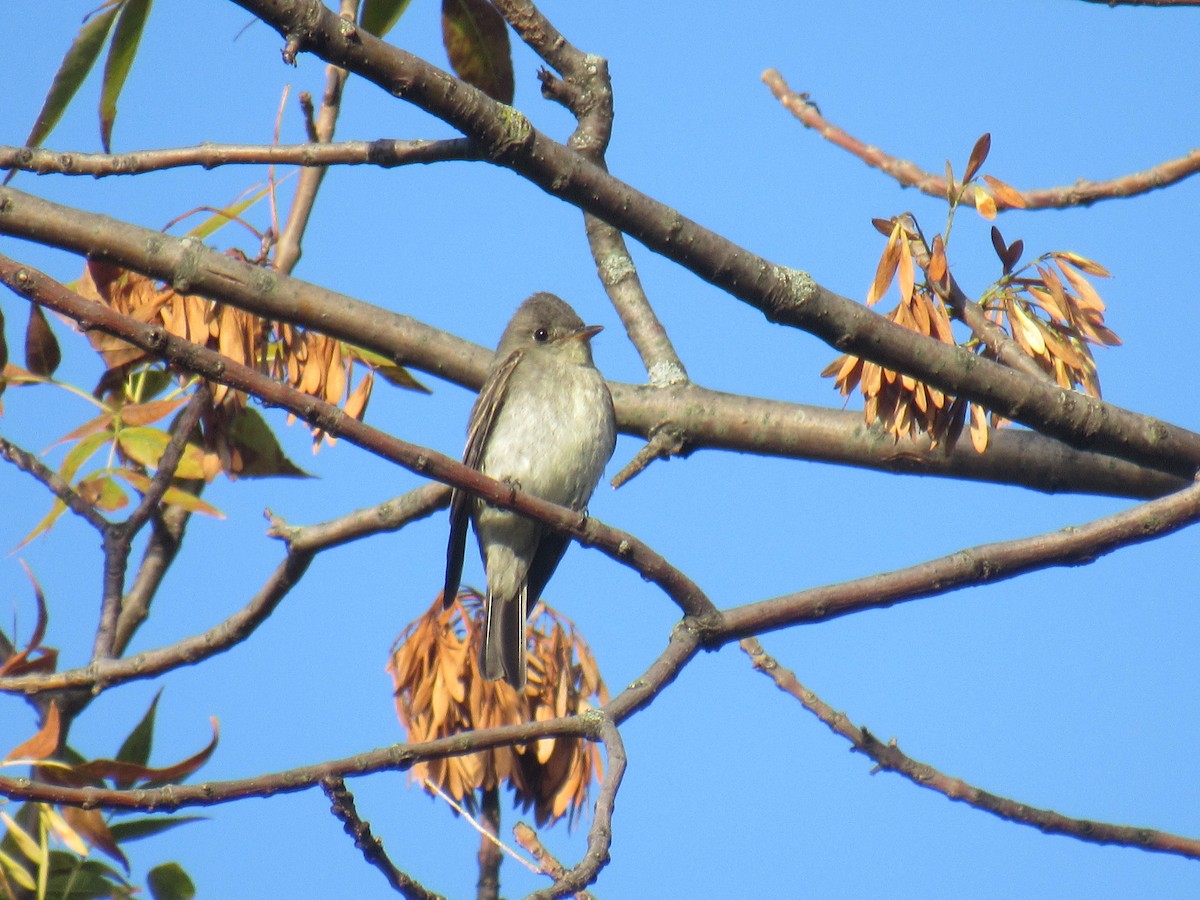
565,324 -> 604,343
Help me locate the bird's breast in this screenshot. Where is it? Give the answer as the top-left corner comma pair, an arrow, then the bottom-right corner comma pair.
478,362 -> 614,510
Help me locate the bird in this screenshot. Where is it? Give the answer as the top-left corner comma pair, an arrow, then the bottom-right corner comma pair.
443,293 -> 617,689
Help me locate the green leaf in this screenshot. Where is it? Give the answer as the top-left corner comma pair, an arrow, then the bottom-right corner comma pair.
15,3 -> 121,154
186,183 -> 271,241
60,430 -> 115,485
128,366 -> 178,403
0,847 -> 36,891
77,473 -> 130,512
47,853 -> 131,899
115,426 -> 207,478
441,0 -> 515,104
115,689 -> 161,774
107,816 -> 205,843
100,0 -> 154,152
113,471 -> 225,518
360,0 -> 414,37
344,344 -> 430,393
228,407 -> 313,478
147,862 -> 195,900
14,498 -> 68,550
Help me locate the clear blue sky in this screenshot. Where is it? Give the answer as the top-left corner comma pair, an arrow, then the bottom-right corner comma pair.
3,1 -> 1199,897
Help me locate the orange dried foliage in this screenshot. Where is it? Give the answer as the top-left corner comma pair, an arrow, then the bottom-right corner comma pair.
825,218 -> 1118,453
825,220 -> 957,444
389,591 -> 608,829
75,259 -> 378,472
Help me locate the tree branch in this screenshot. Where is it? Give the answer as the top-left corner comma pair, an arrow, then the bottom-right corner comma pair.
149,4 -> 1200,476
273,0 -> 359,275
0,185 -> 1188,497
92,385 -> 212,662
763,69 -> 1200,210
494,0 -> 688,387
0,252 -> 716,623
0,435 -> 111,532
0,713 -> 605,810
322,776 -> 442,900
717,475 -> 1200,640
741,638 -> 1200,859
0,549 -> 313,696
0,138 -> 481,177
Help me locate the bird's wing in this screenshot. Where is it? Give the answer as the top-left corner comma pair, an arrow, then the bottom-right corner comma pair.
525,532 -> 570,606
442,349 -> 524,606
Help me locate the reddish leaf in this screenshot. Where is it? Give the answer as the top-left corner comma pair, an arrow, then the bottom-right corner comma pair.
964,133 -> 991,183
927,234 -> 947,284
990,226 -> 1007,263
0,560 -> 54,678
870,217 -> 894,237
61,805 -> 129,871
4,701 -> 60,762
118,396 -> 189,426
24,305 -> 62,377
1005,239 -> 1024,272
74,717 -> 219,788
982,174 -> 1027,209
442,0 -> 515,104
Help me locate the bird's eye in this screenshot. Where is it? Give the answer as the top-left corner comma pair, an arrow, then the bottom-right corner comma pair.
533,327 -> 550,343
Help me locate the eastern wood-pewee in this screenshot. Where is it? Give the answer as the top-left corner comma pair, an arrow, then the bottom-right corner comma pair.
443,293 -> 617,689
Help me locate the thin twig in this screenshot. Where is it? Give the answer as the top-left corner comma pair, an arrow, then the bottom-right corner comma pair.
0,712 -> 603,810
528,712 -> 625,900
274,0 -> 359,274
322,776 -> 443,899
717,475 -> 1200,640
512,823 -> 597,900
0,435 -> 110,531
422,780 -> 541,875
112,503 -> 191,656
93,386 -> 213,662
267,482 -> 450,553
493,0 -> 689,388
740,637 -> 1200,859
763,68 -> 1200,211
0,139 -> 481,177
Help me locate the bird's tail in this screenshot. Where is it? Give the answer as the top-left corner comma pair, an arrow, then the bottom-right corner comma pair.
481,584 -> 528,690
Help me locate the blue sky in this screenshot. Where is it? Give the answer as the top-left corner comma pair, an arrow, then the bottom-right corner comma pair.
3,1 -> 1199,897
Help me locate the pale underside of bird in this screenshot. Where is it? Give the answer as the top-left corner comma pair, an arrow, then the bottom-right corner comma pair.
443,293 -> 616,689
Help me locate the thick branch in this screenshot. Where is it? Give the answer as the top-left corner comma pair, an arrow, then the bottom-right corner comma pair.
0,185 -> 1188,497
741,638 -> 1200,859
200,3 -> 1200,477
